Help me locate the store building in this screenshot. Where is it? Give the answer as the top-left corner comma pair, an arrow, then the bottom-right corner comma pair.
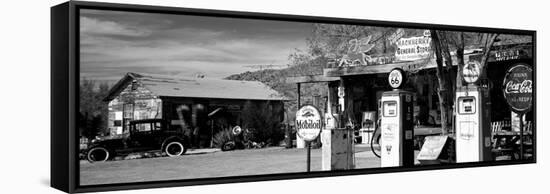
103,72 -> 287,147
288,35 -> 533,158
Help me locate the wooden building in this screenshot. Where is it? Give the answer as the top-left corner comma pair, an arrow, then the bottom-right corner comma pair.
103,72 -> 286,147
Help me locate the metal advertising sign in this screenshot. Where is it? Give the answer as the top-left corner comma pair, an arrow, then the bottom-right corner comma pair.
503,64 -> 533,113
296,105 -> 323,142
463,61 -> 481,84
388,68 -> 405,89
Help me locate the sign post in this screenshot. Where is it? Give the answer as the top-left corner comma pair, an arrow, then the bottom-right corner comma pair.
502,64 -> 533,160
296,105 -> 322,172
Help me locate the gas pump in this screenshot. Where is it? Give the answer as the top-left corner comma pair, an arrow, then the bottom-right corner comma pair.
455,61 -> 492,162
380,68 -> 415,167
321,81 -> 354,170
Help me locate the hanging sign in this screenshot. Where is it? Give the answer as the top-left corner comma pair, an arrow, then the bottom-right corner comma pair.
395,35 -> 432,61
503,64 -> 533,113
388,68 -> 405,89
295,105 -> 323,141
462,60 -> 481,84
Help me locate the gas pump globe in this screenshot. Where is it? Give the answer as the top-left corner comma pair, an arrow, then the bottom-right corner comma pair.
380,68 -> 415,167
455,61 -> 492,162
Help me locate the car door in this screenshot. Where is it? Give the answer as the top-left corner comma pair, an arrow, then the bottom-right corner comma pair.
128,122 -> 157,152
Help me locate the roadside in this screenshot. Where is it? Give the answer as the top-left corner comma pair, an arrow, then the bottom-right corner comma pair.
79,146 -> 380,185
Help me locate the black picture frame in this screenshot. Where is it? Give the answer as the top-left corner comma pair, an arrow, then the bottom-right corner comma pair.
51,1 -> 536,193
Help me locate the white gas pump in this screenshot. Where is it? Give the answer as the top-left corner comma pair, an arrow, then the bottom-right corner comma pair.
321,82 -> 354,170
455,61 -> 492,163
380,68 -> 415,167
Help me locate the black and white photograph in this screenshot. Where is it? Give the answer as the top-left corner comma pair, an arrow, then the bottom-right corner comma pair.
4,0 -> 550,193
76,6 -> 535,186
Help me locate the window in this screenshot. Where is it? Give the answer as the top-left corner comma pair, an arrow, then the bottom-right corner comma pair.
383,101 -> 398,117
458,97 -> 476,114
114,120 -> 122,127
135,123 -> 152,132
153,122 -> 162,131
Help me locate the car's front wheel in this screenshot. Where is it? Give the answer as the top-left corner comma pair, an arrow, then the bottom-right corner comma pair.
165,141 -> 186,157
87,147 -> 110,163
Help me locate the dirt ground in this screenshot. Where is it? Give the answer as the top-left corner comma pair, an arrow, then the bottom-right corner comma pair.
79,146 -> 380,186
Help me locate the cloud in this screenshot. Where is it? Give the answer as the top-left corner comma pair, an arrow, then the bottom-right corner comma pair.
80,16 -> 152,37
79,13 -> 310,81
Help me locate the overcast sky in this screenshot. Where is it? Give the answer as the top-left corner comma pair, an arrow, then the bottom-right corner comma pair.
80,9 -> 313,82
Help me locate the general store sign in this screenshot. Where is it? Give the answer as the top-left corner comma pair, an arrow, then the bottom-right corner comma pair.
295,105 -> 322,141
395,35 -> 432,61
503,64 -> 533,113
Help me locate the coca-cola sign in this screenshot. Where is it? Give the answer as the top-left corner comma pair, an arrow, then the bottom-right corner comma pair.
503,64 -> 533,113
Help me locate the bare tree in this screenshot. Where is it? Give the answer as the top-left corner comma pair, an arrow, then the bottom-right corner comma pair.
430,30 -> 499,134
430,30 -> 452,135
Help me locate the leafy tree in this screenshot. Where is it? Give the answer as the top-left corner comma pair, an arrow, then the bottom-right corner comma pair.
79,79 -> 111,140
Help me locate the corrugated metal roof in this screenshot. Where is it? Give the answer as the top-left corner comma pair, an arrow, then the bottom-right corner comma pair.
125,72 -> 287,101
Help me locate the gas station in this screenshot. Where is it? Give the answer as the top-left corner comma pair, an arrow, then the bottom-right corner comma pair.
287,39 -> 533,170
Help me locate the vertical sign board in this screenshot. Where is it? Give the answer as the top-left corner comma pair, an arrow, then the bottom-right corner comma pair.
502,64 -> 533,160
417,135 -> 449,164
296,105 -> 322,171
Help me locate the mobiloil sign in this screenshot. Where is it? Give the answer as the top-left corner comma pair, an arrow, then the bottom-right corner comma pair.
296,119 -> 323,132
296,105 -> 322,172
296,105 -> 322,142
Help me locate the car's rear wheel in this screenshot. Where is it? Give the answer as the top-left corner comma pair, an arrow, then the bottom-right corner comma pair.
87,147 -> 110,163
165,141 -> 186,157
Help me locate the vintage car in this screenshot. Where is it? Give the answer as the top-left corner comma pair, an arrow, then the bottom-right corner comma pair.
86,119 -> 189,162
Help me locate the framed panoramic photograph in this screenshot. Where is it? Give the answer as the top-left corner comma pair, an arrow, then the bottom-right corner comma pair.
51,0 -> 536,193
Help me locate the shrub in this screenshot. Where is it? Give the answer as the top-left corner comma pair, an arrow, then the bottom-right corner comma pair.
212,129 -> 234,148
241,101 -> 284,145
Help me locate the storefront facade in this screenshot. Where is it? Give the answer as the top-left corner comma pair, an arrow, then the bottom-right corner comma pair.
322,41 -> 533,130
